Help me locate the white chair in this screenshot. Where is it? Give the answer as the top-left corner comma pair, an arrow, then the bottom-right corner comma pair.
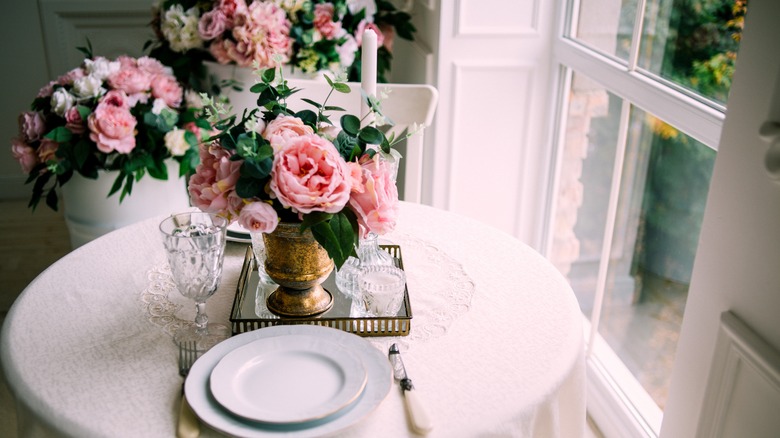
207,63 -> 438,203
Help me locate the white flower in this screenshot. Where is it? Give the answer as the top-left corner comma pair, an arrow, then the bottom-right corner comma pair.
161,5 -> 203,53
152,98 -> 170,115
347,0 -> 377,20
164,129 -> 190,156
84,57 -> 120,81
336,35 -> 358,68
50,88 -> 75,116
72,75 -> 105,99
185,89 -> 203,109
244,115 -> 266,135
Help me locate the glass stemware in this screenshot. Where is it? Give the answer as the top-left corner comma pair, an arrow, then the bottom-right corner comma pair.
159,212 -> 231,351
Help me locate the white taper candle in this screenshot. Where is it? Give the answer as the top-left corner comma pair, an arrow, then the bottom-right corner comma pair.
360,28 -> 378,124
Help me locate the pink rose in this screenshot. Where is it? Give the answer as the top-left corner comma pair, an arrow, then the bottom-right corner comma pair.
18,111 -> 46,142
88,92 -> 137,154
356,20 -> 385,48
348,156 -> 399,237
209,38 -> 234,64
57,67 -> 85,86
238,201 -> 279,233
262,116 -> 314,150
188,143 -> 243,219
314,3 -> 342,39
37,81 -> 56,98
37,138 -> 59,163
199,9 -> 230,40
11,138 -> 39,174
100,90 -> 131,109
150,74 -> 183,108
217,0 -> 247,21
270,134 -> 352,214
65,107 -> 86,134
225,2 -> 292,68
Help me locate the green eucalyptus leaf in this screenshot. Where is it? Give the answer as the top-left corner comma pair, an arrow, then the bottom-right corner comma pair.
301,98 -> 322,109
332,82 -> 350,93
296,109 -> 318,127
358,126 -> 384,145
341,114 -> 360,136
235,175 -> 264,198
261,68 -> 276,83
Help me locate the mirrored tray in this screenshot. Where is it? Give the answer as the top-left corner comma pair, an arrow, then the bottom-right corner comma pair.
230,246 -> 412,337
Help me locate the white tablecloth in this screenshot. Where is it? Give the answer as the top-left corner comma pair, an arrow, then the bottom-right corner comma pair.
1,202 -> 585,437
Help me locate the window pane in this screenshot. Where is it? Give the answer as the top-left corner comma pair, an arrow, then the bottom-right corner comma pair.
638,0 -> 746,104
549,70 -> 716,410
572,0 -> 638,61
599,108 -> 715,409
549,72 -> 621,315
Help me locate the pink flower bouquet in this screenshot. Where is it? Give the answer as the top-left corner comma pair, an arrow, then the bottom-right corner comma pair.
149,0 -> 416,86
189,67 -> 405,268
10,48 -> 209,210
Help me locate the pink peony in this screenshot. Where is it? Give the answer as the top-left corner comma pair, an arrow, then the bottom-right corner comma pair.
37,81 -> 56,98
262,115 -> 314,150
199,9 -> 230,40
270,134 -> 352,214
137,56 -> 168,76
101,90 -> 131,109
188,143 -> 243,219
88,91 -> 137,154
224,1 -> 292,68
107,65 -> 153,96
150,74 -> 183,108
348,156 -> 399,237
11,138 -> 39,174
238,201 -> 279,233
356,20 -> 385,48
37,138 -> 59,163
209,38 -> 234,64
314,3 -> 342,39
18,111 -> 46,142
65,106 -> 86,134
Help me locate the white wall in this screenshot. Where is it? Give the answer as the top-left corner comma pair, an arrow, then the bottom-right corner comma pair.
427,0 -> 558,249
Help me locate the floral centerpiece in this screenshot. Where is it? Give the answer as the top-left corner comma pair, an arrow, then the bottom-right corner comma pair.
189,65 -> 407,268
10,45 -> 208,210
148,0 -> 416,87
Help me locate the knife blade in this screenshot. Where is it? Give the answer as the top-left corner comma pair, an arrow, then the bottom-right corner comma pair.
389,344 -> 433,435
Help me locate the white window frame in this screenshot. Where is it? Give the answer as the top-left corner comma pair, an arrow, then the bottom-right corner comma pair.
543,0 -> 729,436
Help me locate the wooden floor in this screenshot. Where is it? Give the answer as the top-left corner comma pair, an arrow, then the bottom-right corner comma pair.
0,198 -> 72,438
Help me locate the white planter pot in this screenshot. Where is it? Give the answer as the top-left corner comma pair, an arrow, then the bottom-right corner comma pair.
61,159 -> 190,248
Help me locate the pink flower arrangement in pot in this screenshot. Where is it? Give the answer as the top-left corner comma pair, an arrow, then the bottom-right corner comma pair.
10,45 -> 209,210
189,66 -> 407,268
148,0 -> 417,87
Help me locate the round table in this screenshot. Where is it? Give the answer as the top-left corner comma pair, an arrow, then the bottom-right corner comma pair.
1,202 -> 585,437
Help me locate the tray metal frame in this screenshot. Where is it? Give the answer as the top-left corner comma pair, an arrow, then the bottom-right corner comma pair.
230,245 -> 412,337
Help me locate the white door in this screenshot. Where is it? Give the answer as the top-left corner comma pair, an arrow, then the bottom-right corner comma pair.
660,0 -> 780,435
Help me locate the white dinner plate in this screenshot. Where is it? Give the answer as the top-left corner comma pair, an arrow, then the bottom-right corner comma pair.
227,222 -> 251,243
210,335 -> 367,424
185,325 -> 393,438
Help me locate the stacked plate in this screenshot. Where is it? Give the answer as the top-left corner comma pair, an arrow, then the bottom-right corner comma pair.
185,325 -> 393,437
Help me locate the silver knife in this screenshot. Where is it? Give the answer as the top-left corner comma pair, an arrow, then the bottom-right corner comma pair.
389,344 -> 433,435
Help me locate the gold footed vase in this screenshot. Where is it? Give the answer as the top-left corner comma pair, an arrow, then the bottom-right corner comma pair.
262,222 -> 334,317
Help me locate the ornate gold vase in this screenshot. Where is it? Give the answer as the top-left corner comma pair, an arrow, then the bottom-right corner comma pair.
262,222 -> 334,317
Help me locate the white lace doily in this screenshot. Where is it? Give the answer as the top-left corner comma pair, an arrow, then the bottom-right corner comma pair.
140,233 -> 476,350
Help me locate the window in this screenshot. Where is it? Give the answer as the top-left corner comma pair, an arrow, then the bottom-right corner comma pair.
545,0 -> 745,435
